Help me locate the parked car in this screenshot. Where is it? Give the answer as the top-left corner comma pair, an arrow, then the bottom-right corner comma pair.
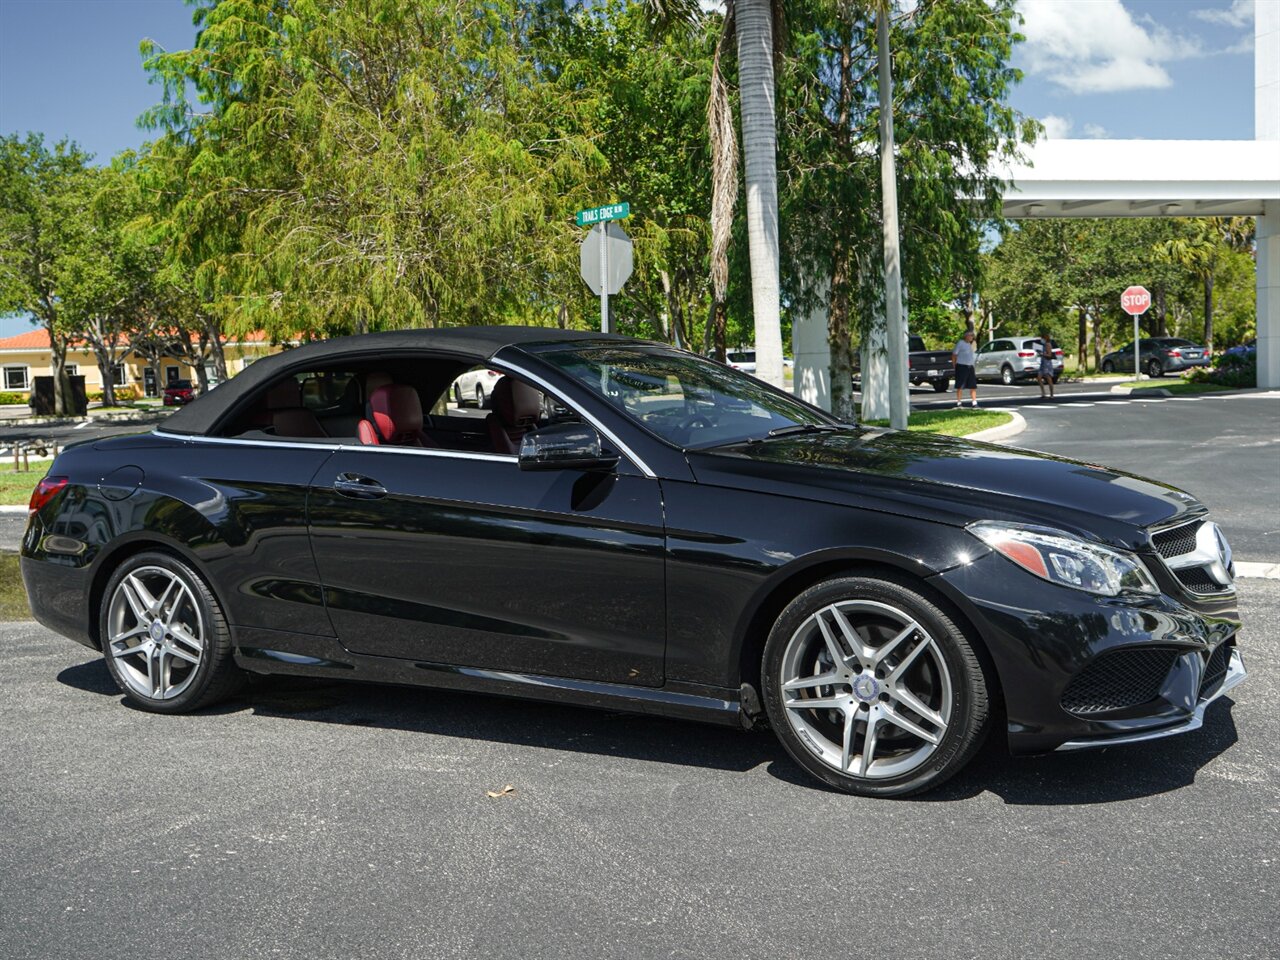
21,327 -> 1245,798
162,379 -> 196,406
726,349 -> 756,374
974,337 -> 1065,385
1223,340 -> 1256,360
1101,338 -> 1210,378
450,366 -> 502,407
906,335 -> 955,392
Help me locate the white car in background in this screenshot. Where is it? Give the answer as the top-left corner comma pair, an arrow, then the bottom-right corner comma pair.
450,366 -> 502,407
724,350 -> 794,377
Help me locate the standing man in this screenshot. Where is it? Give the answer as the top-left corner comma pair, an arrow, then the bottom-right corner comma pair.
1035,332 -> 1056,399
952,329 -> 978,408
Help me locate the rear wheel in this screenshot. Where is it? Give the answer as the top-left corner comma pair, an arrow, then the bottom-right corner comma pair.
475,384 -> 486,408
1147,359 -> 1163,378
762,575 -> 989,797
931,379 -> 950,392
100,552 -> 243,713
1000,364 -> 1014,385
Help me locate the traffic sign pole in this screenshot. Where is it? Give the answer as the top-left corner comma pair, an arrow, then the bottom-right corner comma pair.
1120,285 -> 1152,380
600,222 -> 610,334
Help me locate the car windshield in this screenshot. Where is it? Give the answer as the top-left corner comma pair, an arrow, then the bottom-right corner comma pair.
539,346 -> 836,449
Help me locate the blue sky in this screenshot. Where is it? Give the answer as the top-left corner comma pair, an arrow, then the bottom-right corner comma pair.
0,0 -> 1264,337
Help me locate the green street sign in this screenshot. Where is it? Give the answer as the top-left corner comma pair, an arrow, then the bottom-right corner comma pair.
575,202 -> 630,227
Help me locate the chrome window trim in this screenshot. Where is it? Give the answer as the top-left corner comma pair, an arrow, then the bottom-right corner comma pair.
151,429 -> 515,464
488,357 -> 657,479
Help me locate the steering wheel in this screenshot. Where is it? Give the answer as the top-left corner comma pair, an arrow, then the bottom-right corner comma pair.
678,414 -> 714,433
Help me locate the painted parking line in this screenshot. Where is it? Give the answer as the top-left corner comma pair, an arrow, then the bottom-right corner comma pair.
1236,561 -> 1280,580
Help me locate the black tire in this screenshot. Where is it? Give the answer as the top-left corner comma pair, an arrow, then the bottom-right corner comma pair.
476,384 -> 487,409
1000,364 -> 1014,386
761,574 -> 990,798
930,378 -> 950,393
1102,360 -> 1115,374
453,384 -> 463,405
99,551 -> 244,713
1052,373 -> 1061,384
1147,360 -> 1163,378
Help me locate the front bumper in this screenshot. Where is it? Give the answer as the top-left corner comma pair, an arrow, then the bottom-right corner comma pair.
930,551 -> 1243,755
1055,649 -> 1245,750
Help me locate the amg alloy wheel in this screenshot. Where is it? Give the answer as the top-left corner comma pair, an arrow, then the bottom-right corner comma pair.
763,576 -> 989,797
101,552 -> 242,713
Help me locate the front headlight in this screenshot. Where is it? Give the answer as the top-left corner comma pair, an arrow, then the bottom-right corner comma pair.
968,521 -> 1158,597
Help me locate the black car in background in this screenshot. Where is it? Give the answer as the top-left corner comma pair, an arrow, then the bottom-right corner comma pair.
21,328 -> 1245,797
1101,337 -> 1210,378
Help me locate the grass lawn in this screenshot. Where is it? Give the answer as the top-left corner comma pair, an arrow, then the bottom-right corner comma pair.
1,463 -> 44,506
1115,379 -> 1232,396
0,552 -> 30,621
864,408 -> 1012,436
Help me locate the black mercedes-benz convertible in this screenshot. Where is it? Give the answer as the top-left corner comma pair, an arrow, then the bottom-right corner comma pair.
20,328 -> 1245,796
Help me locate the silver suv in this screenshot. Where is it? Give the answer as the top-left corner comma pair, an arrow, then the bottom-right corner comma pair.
975,337 -> 1064,385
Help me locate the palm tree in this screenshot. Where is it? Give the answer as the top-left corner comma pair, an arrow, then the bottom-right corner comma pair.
734,0 -> 785,388
646,0 -> 784,386
875,1 -> 908,429
1154,226 -> 1219,351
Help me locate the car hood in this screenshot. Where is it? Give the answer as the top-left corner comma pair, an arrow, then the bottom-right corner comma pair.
686,428 -> 1203,552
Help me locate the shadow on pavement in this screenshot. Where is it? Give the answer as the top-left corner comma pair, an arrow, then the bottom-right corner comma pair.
56,657 -> 1241,801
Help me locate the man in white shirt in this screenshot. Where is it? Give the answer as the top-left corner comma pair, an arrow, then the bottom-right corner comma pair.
952,330 -> 978,408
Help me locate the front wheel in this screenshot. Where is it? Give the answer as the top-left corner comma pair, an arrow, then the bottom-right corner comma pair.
453,384 -> 463,406
1102,360 -> 1115,374
762,575 -> 990,797
100,552 -> 243,713
1000,365 -> 1014,385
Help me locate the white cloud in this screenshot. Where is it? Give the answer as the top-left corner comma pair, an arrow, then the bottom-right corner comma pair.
1191,1 -> 1253,28
1040,114 -> 1074,138
1082,122 -> 1110,138
1018,0 -> 1204,94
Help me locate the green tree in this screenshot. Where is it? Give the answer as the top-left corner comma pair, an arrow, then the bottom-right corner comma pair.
780,0 -> 1034,418
0,134 -> 94,414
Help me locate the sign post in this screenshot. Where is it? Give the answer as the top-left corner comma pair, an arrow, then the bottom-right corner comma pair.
1121,285 -> 1152,379
578,204 -> 633,334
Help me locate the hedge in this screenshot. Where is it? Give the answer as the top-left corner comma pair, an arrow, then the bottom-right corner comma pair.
0,392 -> 29,405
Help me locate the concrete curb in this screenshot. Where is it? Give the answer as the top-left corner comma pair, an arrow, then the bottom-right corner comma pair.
1110,385 -> 1172,396
965,410 -> 1026,444
0,505 -> 28,514
0,409 -> 167,428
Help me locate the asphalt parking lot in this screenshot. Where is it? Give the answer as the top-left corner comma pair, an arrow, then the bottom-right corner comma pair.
0,580 -> 1276,960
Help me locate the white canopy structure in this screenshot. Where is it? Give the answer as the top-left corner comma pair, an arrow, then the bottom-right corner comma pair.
792,2 -> 1280,406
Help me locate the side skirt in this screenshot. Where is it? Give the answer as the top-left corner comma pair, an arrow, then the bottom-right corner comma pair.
232,626 -> 747,729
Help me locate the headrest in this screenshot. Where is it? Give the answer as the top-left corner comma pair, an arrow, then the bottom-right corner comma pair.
265,380 -> 302,410
369,384 -> 423,442
492,376 -> 541,426
365,372 -> 393,396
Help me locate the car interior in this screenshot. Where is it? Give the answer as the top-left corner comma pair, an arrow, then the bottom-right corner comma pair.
218,356 -> 576,454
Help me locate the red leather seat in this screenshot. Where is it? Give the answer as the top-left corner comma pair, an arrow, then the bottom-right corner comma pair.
358,384 -> 435,447
486,377 -> 542,454
265,381 -> 325,438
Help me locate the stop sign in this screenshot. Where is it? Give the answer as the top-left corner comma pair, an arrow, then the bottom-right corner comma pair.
1121,285 -> 1152,316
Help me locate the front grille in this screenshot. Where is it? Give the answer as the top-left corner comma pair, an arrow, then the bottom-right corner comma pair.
1061,648 -> 1180,715
1201,643 -> 1230,695
1175,567 -> 1221,592
1152,521 -> 1201,559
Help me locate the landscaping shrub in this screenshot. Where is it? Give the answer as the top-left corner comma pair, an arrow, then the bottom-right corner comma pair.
1188,350 -> 1256,389
0,392 -> 28,405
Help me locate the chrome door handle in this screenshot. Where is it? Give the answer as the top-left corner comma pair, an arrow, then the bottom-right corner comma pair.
333,473 -> 387,499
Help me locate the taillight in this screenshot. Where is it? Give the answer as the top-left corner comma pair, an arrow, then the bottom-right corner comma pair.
29,476 -> 68,516
486,370 -> 500,377
1053,349 -> 1063,356
1168,350 -> 1182,357
1017,351 -> 1035,358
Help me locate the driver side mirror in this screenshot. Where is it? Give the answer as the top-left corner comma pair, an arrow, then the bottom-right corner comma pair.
519,422 -> 620,472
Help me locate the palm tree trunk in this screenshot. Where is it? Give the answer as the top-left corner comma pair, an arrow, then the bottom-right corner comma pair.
877,8 -> 909,430
734,0 -> 784,389
1203,273 -> 1214,351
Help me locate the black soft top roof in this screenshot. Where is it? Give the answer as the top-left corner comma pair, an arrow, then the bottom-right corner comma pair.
161,325 -> 631,436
